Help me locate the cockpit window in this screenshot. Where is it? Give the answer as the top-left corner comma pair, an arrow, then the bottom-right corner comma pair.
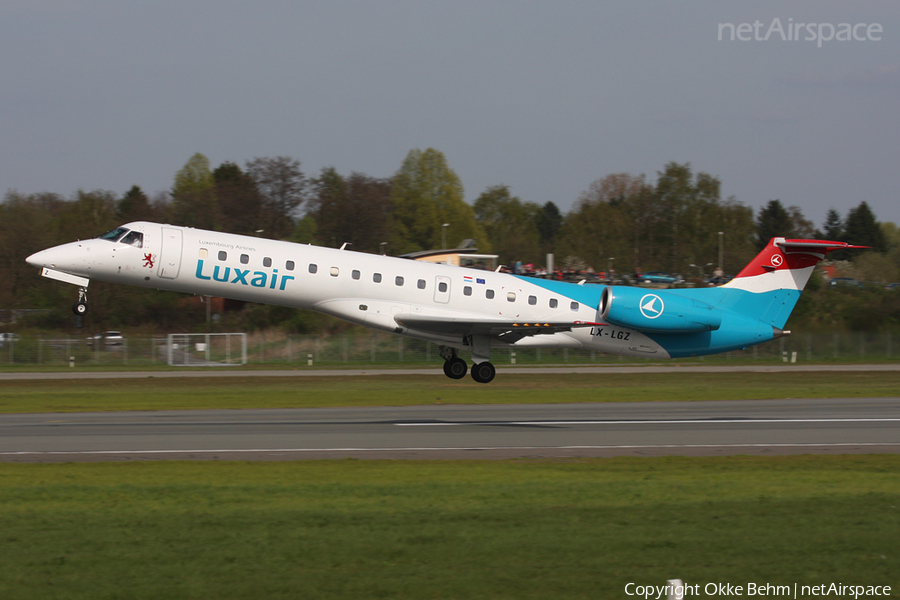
120,231 -> 143,248
98,227 -> 129,242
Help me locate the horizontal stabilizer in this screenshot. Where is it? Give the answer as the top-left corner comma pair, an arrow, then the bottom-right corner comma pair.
728,238 -> 866,286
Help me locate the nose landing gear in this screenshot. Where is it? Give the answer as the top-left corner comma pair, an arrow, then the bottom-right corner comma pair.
72,287 -> 88,315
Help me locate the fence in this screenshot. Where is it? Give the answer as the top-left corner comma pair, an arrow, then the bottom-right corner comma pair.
0,331 -> 897,367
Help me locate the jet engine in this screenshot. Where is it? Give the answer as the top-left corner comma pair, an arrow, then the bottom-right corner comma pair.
599,286 -> 721,333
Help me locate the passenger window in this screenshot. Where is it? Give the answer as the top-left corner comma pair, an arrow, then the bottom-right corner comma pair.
464,286 -> 472,296
309,264 -> 318,274
417,279 -> 426,290
507,292 -> 516,302
218,251 -> 227,261
286,261 -> 295,271
439,282 -> 448,293
550,298 -> 558,309
240,254 -> 249,264
330,267 -> 339,277
486,289 -> 495,299
263,257 -> 272,268
120,231 -> 143,248
395,276 -> 404,286
528,295 -> 537,305
352,270 -> 360,280
570,301 -> 579,312
373,273 -> 382,283
199,248 -> 208,259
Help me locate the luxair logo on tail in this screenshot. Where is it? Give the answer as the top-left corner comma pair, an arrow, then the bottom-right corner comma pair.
195,260 -> 295,291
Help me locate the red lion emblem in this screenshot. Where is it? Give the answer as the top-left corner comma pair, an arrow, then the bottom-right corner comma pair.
143,253 -> 155,268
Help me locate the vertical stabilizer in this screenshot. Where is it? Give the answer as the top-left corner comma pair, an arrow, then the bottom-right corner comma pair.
721,238 -> 865,328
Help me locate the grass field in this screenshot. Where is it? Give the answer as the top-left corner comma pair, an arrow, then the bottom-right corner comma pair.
2,372 -> 898,599
0,456 -> 897,599
1,370 -> 900,413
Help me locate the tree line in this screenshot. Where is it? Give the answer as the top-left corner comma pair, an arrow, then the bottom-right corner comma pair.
2,148 -> 898,332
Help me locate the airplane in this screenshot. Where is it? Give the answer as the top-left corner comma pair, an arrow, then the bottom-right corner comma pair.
26,222 -> 862,383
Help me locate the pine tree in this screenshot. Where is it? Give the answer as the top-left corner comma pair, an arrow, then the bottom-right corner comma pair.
844,201 -> 886,252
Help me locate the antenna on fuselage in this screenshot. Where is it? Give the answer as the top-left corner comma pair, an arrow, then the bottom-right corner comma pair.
340,242 -> 351,250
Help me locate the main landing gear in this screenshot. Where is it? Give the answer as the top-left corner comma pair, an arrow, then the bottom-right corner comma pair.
439,346 -> 496,384
72,287 -> 88,315
443,357 -> 468,379
470,361 -> 496,384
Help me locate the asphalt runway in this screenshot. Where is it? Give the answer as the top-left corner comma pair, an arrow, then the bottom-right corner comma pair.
1,397 -> 898,462
2,363 -> 900,380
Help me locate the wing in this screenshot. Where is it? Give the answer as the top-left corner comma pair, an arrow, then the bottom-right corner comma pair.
394,314 -> 605,344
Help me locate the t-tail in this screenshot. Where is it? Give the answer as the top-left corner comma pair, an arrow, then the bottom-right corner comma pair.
597,237 -> 865,359
719,238 -> 866,331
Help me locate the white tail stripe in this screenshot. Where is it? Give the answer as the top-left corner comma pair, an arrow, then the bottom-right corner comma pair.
722,266 -> 814,293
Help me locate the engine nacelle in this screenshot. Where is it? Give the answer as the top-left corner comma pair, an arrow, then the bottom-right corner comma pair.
599,286 -> 721,333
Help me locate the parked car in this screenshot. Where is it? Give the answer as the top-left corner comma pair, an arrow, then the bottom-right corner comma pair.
86,331 -> 125,349
638,271 -> 684,285
705,275 -> 733,286
0,333 -> 21,348
828,277 -> 862,288
885,283 -> 900,291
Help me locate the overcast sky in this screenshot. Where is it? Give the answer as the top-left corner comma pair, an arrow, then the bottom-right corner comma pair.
2,1 -> 898,229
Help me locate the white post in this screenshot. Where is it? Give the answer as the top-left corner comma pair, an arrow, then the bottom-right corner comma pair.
668,579 -> 685,600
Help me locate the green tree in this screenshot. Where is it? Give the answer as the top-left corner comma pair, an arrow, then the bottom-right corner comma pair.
0,192 -> 65,307
821,208 -> 844,240
245,156 -> 306,239
214,162 -> 263,235
755,199 -> 794,249
389,148 -> 486,253
535,201 -> 562,255
844,201 -> 886,252
170,153 -> 217,229
559,173 -> 642,273
560,166 -> 754,276
473,185 -> 540,265
787,205 -> 815,239
117,185 -> 155,223
309,168 -> 392,253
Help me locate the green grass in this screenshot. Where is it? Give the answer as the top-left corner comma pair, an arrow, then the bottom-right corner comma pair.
0,456 -> 897,599
1,371 -> 899,413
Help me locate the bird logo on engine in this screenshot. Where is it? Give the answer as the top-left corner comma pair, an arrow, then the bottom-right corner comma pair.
639,294 -> 664,319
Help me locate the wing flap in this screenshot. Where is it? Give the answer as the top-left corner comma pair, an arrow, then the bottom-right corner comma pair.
393,314 -> 604,341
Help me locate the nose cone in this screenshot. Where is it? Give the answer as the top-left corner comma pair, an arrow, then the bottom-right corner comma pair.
26,249 -> 50,268
26,243 -> 83,271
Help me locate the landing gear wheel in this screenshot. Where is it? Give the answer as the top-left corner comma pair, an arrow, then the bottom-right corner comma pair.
73,301 -> 88,315
443,357 -> 468,379
470,361 -> 496,384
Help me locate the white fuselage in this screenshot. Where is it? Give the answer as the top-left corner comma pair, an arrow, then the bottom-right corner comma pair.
27,222 -> 665,359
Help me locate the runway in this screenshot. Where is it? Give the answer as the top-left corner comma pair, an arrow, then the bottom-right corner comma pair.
1,397 -> 898,462
2,363 -> 900,380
